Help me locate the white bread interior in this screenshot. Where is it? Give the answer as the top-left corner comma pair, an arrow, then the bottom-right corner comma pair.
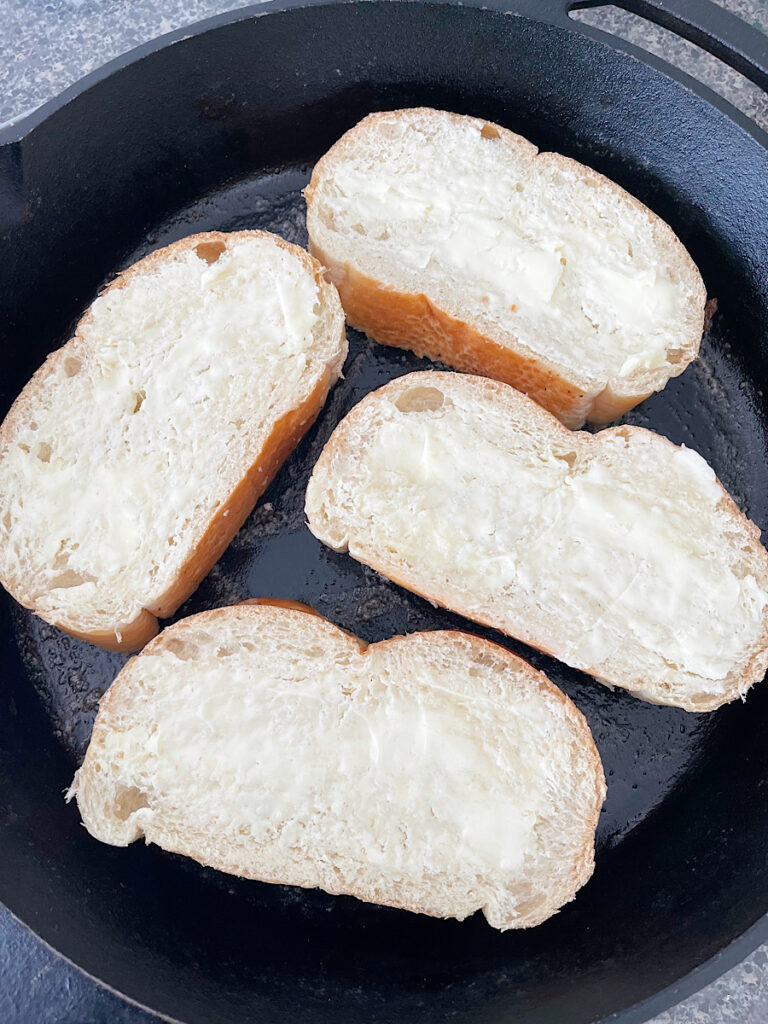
0,231 -> 346,651
70,600 -> 605,931
305,372 -> 768,711
305,108 -> 706,427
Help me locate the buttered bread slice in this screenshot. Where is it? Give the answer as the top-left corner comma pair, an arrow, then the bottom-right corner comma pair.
70,600 -> 605,930
306,372 -> 768,711
305,108 -> 706,427
0,231 -> 346,651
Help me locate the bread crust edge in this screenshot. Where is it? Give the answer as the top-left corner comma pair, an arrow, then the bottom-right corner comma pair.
305,371 -> 768,712
0,231 -> 347,652
76,602 -> 606,930
305,108 -> 707,428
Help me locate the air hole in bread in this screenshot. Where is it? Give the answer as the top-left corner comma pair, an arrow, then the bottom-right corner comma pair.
351,223 -> 366,236
1,511 -> 11,531
394,386 -> 446,414
64,357 -> 82,378
37,442 -> 52,463
18,443 -> 30,454
581,306 -> 600,331
132,390 -> 146,414
195,240 -> 226,264
113,785 -> 150,822
217,645 -> 237,657
555,450 -> 578,468
481,124 -> 500,140
49,569 -> 96,589
29,421 -> 37,431
164,637 -> 198,660
52,542 -> 74,570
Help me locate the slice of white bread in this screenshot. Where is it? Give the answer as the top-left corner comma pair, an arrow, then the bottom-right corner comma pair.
305,108 -> 706,428
0,231 -> 346,652
70,599 -> 605,930
305,372 -> 768,711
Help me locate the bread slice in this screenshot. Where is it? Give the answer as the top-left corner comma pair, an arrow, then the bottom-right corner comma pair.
70,599 -> 605,930
305,108 -> 706,428
0,231 -> 346,652
305,372 -> 768,711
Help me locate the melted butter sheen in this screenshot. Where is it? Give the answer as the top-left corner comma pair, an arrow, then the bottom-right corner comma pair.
353,413 -> 767,687
325,115 -> 684,380
110,643 -> 549,877
0,238 -> 321,628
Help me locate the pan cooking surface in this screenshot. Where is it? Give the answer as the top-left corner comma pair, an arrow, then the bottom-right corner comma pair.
11,162 -> 767,859
3,0 -> 768,1004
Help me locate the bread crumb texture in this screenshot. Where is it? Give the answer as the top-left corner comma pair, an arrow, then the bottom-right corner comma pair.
0,231 -> 346,646
71,602 -> 605,930
306,372 -> 768,711
306,108 -> 706,426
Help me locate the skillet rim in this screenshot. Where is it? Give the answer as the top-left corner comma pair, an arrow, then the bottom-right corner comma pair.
1,0 -> 767,149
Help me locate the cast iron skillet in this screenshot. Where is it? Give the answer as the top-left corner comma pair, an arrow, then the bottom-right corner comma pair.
1,1 -> 768,1021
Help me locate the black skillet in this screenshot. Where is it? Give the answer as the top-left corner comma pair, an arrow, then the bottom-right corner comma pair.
2,1 -> 768,1021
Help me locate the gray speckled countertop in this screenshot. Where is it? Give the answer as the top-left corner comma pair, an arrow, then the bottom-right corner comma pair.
1,2 -> 768,1023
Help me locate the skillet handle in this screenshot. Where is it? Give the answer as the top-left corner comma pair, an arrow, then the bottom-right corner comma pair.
570,0 -> 768,91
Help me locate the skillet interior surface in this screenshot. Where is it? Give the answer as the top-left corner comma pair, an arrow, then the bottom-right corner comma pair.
1,3 -> 768,1023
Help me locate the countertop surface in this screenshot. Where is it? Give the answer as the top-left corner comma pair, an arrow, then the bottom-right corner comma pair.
2,2 -> 768,1022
